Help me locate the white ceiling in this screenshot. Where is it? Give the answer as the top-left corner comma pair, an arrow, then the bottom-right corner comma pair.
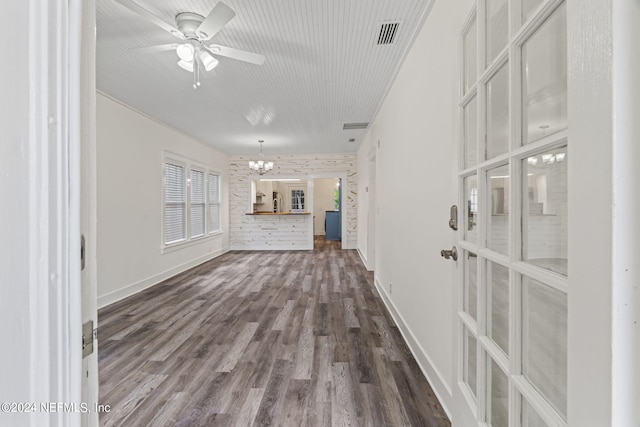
96,0 -> 432,155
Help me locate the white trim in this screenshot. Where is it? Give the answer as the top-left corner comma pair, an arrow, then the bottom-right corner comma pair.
5,0 -> 85,425
97,247 -> 230,309
74,0 -> 99,423
208,170 -> 222,234
512,0 -> 566,47
309,172 -> 350,250
356,247 -> 371,271
459,311 -> 479,337
229,244 -> 313,251
373,276 -> 453,419
512,375 -> 567,427
162,231 -> 225,254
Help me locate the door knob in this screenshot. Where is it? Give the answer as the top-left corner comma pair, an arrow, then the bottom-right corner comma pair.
441,246 -> 458,261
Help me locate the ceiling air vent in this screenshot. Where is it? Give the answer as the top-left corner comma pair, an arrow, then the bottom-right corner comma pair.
376,21 -> 400,45
343,122 -> 369,130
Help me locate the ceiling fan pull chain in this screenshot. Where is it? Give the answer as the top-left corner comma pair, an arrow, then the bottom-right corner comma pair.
192,59 -> 201,89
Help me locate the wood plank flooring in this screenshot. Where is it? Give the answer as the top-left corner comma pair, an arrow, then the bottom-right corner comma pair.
98,237 -> 451,426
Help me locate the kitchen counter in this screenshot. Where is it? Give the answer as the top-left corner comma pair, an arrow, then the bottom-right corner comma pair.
246,212 -> 310,215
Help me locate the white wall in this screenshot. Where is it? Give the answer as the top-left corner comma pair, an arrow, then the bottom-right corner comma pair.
229,154 -> 357,250
611,0 -> 640,425
314,179 -> 339,235
357,0 -> 472,415
96,93 -> 230,308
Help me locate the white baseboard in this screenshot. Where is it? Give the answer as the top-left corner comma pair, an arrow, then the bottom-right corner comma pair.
229,241 -> 356,251
230,244 -> 314,251
356,247 -> 371,271
374,276 -> 453,419
98,247 -> 230,309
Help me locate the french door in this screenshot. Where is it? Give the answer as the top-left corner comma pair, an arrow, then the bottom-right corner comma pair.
455,0 -> 568,426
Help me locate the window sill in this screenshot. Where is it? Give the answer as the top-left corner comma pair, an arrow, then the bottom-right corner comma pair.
161,231 -> 224,254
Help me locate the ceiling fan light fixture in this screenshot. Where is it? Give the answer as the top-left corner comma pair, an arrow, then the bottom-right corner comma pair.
176,43 -> 195,61
177,59 -> 194,72
113,0 -> 264,88
200,51 -> 219,71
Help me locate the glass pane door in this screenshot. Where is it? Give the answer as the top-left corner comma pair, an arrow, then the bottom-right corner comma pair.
457,1 -> 568,426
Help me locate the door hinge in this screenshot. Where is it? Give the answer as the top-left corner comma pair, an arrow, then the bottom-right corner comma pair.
82,320 -> 96,358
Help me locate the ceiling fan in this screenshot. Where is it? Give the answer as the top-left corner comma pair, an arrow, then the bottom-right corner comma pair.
113,0 -> 265,88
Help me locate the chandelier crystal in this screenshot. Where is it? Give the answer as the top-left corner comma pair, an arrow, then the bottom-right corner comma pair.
248,140 -> 274,175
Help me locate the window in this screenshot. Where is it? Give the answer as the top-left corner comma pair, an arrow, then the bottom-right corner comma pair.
164,161 -> 186,245
208,172 -> 220,233
291,189 -> 305,212
190,168 -> 205,238
163,154 -> 222,248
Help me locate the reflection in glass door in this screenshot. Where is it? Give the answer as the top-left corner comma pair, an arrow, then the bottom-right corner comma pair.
457,1 -> 568,426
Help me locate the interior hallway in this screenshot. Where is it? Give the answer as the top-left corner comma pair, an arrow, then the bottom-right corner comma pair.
98,237 -> 450,426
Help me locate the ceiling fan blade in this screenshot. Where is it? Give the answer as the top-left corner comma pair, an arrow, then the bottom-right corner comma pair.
113,0 -> 184,39
131,43 -> 179,54
196,2 -> 236,40
207,44 -> 265,65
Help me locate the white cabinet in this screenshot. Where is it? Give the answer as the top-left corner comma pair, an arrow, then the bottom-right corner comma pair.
254,181 -> 273,212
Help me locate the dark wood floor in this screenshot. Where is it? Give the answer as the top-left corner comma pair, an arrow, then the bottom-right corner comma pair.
98,237 -> 450,426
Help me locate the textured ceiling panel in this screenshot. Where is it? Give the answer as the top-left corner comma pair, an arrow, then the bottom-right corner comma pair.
97,0 -> 432,155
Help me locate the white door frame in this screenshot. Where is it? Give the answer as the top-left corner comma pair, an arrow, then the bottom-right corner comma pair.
75,0 -> 99,425
0,0 -> 85,426
311,171 -> 350,250
31,1 -> 84,424
0,0 -> 97,426
366,150 -> 377,271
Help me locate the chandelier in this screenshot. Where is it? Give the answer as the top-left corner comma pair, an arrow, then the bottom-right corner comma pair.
248,140 -> 274,175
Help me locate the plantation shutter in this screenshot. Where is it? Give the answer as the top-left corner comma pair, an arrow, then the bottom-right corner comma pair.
164,162 -> 186,244
190,169 -> 205,238
208,173 -> 220,232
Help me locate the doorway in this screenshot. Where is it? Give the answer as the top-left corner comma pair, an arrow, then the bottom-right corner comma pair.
366,153 -> 376,271
313,178 -> 342,242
